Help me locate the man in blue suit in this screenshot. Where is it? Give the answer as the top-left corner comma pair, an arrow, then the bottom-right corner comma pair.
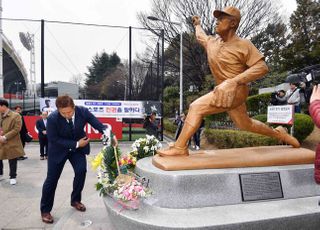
36,111 -> 48,160
40,95 -> 114,224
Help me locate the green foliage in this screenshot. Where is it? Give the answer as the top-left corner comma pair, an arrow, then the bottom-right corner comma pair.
163,118 -> 177,134
102,146 -> 121,183
251,22 -> 288,72
204,129 -> 279,149
204,112 -> 229,127
293,113 -> 315,142
282,0 -> 320,70
85,51 -> 121,99
246,93 -> 272,116
163,86 -> 179,117
204,113 -> 314,149
252,113 -> 314,142
85,52 -> 120,85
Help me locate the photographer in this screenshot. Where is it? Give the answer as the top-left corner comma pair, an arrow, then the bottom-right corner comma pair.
143,111 -> 158,138
286,83 -> 301,113
271,90 -> 287,105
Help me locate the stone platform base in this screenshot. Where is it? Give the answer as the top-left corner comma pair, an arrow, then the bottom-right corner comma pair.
103,156 -> 320,229
104,196 -> 320,230
153,146 -> 315,171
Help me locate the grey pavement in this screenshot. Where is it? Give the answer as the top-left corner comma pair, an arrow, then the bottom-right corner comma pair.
0,141 -> 168,230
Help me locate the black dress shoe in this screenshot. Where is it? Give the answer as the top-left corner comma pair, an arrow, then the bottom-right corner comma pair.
17,156 -> 28,160
41,212 -> 54,224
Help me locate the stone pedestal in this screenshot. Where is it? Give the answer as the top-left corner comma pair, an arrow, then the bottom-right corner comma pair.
103,147 -> 320,230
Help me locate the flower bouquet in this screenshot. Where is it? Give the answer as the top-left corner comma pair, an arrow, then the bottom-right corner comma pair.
91,144 -> 152,210
113,177 -> 151,210
129,135 -> 162,160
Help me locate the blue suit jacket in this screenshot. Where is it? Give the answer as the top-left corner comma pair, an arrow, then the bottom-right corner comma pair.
46,106 -> 105,161
36,118 -> 47,139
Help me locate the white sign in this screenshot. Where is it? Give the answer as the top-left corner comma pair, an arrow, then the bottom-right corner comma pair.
40,98 -> 162,118
267,105 -> 294,125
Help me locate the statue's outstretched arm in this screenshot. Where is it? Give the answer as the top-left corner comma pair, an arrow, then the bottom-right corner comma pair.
192,16 -> 209,49
232,60 -> 269,85
212,60 -> 268,108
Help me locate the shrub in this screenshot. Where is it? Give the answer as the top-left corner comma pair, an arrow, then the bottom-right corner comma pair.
246,93 -> 272,116
204,129 -> 279,149
252,113 -> 314,143
204,113 -> 314,148
163,118 -> 177,134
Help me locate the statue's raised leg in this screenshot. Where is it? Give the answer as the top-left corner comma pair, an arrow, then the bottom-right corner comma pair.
228,105 -> 300,148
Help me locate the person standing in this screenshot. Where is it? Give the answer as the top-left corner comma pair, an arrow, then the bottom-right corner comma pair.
175,113 -> 186,140
158,6 -> 299,156
36,111 -> 48,160
40,95 -> 116,224
192,119 -> 204,150
0,99 -> 24,185
143,111 -> 158,138
286,83 -> 301,113
14,105 -> 28,160
274,90 -> 287,105
308,84 -> 320,205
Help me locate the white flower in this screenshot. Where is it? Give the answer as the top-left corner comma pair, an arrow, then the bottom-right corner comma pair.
143,146 -> 149,153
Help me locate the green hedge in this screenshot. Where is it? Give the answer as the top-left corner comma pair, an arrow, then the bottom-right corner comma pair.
204,113 -> 314,149
163,118 -> 177,134
246,93 -> 272,116
204,129 -> 279,149
252,113 -> 314,143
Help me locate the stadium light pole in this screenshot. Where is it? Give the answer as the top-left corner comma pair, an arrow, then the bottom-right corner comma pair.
147,16 -> 183,114
19,32 -> 35,96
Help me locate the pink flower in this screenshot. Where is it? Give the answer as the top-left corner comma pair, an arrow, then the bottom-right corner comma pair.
134,186 -> 143,192
123,190 -> 130,198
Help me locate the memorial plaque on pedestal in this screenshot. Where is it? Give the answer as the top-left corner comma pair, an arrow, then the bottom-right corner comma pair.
239,172 -> 283,202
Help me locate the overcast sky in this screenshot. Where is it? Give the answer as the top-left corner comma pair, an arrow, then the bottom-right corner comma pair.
2,0 -> 297,85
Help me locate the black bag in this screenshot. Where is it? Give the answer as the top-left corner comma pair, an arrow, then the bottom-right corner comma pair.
25,132 -> 33,142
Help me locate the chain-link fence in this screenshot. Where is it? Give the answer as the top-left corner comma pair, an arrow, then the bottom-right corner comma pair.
2,18 -> 164,140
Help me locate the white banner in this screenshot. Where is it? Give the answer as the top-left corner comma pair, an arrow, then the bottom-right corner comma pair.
40,98 -> 162,118
267,105 -> 294,125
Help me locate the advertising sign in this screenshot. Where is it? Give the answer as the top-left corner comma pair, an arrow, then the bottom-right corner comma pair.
40,98 -> 162,118
267,105 -> 294,125
24,116 -> 122,140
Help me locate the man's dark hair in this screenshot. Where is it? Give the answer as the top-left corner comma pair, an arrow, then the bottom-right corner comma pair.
55,95 -> 75,109
14,105 -> 22,110
0,99 -> 9,107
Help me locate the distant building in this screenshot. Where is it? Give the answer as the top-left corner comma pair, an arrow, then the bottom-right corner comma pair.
258,83 -> 290,94
37,81 -> 79,99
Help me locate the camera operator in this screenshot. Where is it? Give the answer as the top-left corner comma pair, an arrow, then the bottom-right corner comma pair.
286,83 -> 301,113
271,90 -> 287,105
143,111 -> 158,138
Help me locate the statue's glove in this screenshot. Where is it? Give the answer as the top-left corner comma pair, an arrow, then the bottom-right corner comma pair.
192,16 -> 201,27
212,79 -> 238,108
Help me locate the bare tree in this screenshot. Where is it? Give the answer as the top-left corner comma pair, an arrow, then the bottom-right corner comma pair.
100,66 -> 127,100
137,0 -> 281,90
69,74 -> 84,86
122,59 -> 149,99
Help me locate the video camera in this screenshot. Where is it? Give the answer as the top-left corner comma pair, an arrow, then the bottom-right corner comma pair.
285,64 -> 320,104
285,64 -> 320,85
